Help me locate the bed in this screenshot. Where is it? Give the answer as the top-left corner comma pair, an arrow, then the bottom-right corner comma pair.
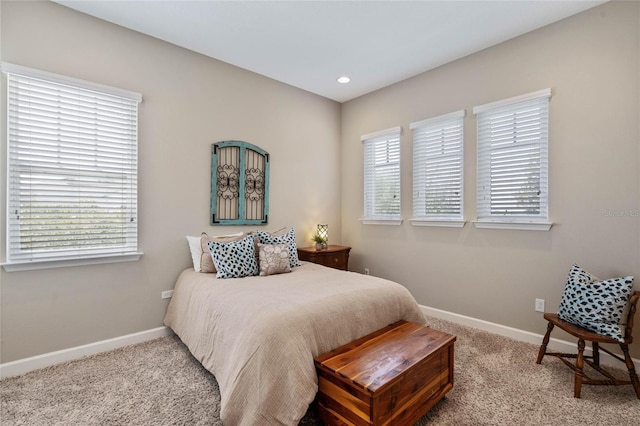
163,261 -> 426,425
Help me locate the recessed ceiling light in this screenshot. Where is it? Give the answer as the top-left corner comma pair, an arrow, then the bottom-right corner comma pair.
337,76 -> 351,84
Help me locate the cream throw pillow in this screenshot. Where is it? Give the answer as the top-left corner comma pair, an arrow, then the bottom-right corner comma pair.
256,227 -> 301,268
258,243 -> 291,276
198,232 -> 244,273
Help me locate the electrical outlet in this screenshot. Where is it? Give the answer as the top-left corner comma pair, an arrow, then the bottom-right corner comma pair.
364,268 -> 370,275
161,290 -> 174,299
535,298 -> 545,312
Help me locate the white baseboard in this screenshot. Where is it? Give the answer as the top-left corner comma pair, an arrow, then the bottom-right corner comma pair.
420,305 -> 639,369
3,309 -> 637,380
0,326 -> 171,379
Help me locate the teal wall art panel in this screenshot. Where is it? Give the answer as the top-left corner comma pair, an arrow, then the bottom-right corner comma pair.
211,141 -> 269,225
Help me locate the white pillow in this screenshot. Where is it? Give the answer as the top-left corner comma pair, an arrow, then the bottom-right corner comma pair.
186,232 -> 243,272
186,236 -> 203,272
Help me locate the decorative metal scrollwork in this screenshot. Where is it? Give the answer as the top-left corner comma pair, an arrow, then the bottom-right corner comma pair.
245,168 -> 264,201
217,164 -> 239,199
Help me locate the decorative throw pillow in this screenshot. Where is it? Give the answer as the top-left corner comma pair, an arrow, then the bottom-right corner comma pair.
558,264 -> 634,342
258,243 -> 291,276
557,264 -> 599,313
186,236 -> 203,272
207,234 -> 259,279
257,227 -> 301,268
199,232 -> 244,273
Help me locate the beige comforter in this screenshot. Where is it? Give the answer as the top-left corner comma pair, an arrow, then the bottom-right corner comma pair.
163,262 -> 426,426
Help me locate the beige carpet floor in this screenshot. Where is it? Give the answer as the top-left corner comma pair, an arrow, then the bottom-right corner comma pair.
1,316 -> 638,425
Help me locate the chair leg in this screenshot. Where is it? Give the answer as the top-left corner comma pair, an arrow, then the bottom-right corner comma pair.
536,321 -> 554,364
592,342 -> 600,368
620,344 -> 640,399
575,339 -> 585,398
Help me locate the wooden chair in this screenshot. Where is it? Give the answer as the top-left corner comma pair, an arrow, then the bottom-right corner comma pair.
536,291 -> 640,398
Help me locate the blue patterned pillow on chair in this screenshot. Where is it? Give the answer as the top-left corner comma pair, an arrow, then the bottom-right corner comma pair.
558,264 -> 634,342
207,234 -> 259,279
257,227 -> 301,268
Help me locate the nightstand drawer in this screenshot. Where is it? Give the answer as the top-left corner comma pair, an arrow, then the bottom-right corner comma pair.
297,245 -> 351,271
315,252 -> 348,269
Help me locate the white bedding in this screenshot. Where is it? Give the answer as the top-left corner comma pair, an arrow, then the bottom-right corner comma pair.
163,262 -> 426,425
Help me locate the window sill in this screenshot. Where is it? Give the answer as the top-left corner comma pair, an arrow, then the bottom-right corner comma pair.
472,221 -> 553,231
2,252 -> 143,272
360,218 -> 403,226
410,219 -> 466,228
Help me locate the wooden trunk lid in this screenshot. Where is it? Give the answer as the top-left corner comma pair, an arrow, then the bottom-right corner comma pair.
315,320 -> 456,425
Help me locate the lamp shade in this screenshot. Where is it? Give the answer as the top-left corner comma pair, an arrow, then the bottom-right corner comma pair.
317,224 -> 328,248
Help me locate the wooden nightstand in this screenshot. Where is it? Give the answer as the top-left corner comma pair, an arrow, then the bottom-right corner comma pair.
297,245 -> 351,271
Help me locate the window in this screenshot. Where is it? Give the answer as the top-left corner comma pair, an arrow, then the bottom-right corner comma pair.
210,140 -> 269,225
361,127 -> 402,224
473,89 -> 551,230
3,63 -> 142,271
410,110 -> 465,227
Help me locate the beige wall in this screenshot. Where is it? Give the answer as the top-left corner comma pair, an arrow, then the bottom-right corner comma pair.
2,1 -> 639,364
0,1 -> 341,362
341,1 -> 640,357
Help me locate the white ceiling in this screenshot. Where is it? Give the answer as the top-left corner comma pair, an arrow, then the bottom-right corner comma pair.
55,0 -> 605,103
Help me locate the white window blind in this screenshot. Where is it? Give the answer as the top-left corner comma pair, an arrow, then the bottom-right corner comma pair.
3,63 -> 142,267
411,110 -> 465,222
362,127 -> 401,221
474,89 -> 550,223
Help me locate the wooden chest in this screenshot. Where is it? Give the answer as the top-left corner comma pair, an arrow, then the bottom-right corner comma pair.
314,320 -> 455,426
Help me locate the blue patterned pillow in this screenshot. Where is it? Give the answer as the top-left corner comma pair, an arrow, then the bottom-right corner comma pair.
207,234 -> 258,279
257,227 -> 301,268
558,264 -> 634,342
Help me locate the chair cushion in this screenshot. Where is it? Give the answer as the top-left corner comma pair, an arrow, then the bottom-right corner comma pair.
558,264 -> 634,342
